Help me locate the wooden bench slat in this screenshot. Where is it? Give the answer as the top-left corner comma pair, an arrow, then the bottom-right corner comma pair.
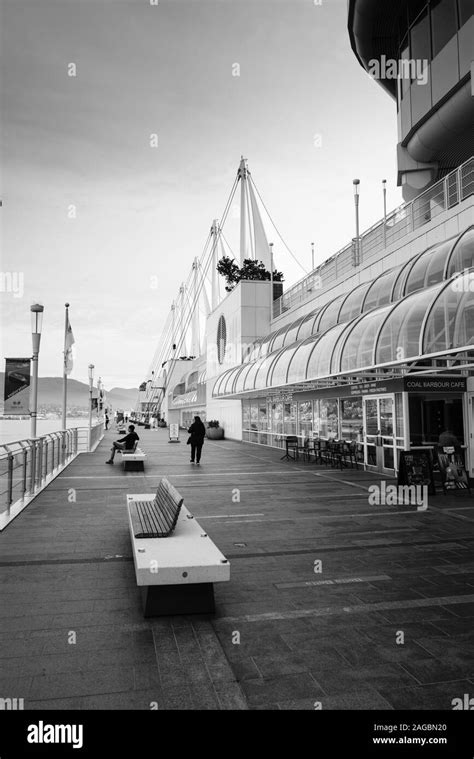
131,477 -> 184,538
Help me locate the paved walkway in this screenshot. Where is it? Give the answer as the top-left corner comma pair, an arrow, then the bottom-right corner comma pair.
1,428 -> 473,710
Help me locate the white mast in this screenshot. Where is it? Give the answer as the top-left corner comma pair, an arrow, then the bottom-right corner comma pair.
239,156 -> 249,264
211,219 -> 220,310
191,258 -> 200,357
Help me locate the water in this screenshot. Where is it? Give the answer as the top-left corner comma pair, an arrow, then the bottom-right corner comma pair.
0,418 -> 90,446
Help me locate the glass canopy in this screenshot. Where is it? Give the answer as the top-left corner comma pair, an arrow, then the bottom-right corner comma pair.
212,267 -> 474,397
238,225 -> 474,366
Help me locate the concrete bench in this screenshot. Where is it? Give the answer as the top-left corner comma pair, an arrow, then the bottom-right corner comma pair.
120,443 -> 146,471
126,477 -> 230,616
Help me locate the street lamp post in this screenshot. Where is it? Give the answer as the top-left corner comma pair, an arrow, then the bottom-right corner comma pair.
30,304 -> 44,439
382,179 -> 387,247
88,363 -> 94,451
353,179 -> 361,266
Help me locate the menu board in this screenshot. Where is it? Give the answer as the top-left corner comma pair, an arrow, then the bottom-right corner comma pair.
436,446 -> 470,494
398,450 -> 436,496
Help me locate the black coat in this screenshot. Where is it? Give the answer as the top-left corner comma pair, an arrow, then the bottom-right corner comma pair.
188,421 -> 206,443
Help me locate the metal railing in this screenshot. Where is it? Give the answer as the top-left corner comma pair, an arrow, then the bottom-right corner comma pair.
274,156 -> 474,317
0,421 -> 105,518
0,428 -> 78,515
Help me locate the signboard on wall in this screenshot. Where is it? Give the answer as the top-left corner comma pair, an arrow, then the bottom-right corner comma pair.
4,358 -> 31,415
404,378 -> 467,393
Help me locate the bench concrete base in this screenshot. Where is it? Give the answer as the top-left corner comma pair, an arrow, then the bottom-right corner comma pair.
141,582 -> 215,617
123,459 -> 145,472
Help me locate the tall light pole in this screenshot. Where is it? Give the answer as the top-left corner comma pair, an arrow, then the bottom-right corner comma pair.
353,179 -> 361,266
269,242 -> 274,318
30,304 -> 44,439
382,179 -> 387,247
88,363 -> 94,450
311,242 -> 315,271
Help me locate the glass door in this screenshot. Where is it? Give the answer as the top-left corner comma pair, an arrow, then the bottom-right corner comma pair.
363,395 -> 396,473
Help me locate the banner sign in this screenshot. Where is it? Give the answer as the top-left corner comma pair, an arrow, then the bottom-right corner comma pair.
4,358 -> 31,415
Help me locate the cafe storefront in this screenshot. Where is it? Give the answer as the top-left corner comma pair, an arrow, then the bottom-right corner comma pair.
240,377 -> 467,475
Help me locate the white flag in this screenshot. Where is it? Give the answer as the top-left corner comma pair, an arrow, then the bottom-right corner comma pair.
64,315 -> 75,375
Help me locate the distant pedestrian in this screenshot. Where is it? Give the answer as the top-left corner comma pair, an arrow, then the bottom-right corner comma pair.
105,412 -> 109,430
187,415 -> 206,465
106,425 -> 139,464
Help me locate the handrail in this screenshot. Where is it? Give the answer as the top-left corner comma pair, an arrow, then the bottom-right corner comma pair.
274,156 -> 474,318
0,422 -> 104,518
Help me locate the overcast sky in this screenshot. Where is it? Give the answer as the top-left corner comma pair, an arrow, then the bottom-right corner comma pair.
0,0 -> 402,389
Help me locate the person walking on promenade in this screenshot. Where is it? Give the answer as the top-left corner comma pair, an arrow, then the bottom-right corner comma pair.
188,415 -> 206,465
106,424 -> 139,464
105,412 -> 109,430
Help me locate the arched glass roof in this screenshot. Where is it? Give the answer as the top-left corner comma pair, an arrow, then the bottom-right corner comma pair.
338,281 -> 372,322
375,282 -> 445,365
227,226 -> 474,392
362,267 -> 400,312
213,268 -> 474,397
447,226 -> 474,277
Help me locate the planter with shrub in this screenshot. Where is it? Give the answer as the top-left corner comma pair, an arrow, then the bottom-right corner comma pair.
206,420 -> 224,440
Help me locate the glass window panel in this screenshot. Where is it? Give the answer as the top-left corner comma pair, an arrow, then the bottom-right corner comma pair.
404,248 -> 432,294
243,358 -> 266,390
242,401 -> 250,428
258,401 -> 268,432
270,401 -> 283,435
283,402 -> 297,435
317,294 -> 346,333
447,227 -> 474,276
319,399 -> 339,440
363,267 -> 401,311
313,399 -> 320,437
222,369 -> 238,395
365,399 -> 378,435
376,283 -> 444,364
268,345 -> 297,387
340,307 -> 391,372
298,401 -> 313,438
338,281 -> 372,322
410,9 -> 431,64
268,325 -> 290,353
431,0 -> 458,57
400,42 -> 411,96
423,274 -> 474,353
250,402 -> 258,431
296,309 -> 323,341
458,0 -> 474,25
234,362 -> 255,393
395,393 -> 404,439
341,398 -> 363,441
392,256 -> 417,300
379,398 -> 394,436
424,239 -> 456,286
306,324 -> 346,379
254,352 -> 281,390
284,315 -> 308,347
287,336 -> 319,384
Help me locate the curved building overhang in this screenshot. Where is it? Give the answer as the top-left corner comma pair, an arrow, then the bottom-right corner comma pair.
348,0 -> 410,100
213,269 -> 474,398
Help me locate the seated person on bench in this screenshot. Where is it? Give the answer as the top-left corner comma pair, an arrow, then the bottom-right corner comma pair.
106,425 -> 140,464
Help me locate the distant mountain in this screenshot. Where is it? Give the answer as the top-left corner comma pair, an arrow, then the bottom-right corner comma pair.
0,374 -> 138,411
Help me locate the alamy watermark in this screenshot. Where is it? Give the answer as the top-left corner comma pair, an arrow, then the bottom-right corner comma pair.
0,271 -> 24,298
368,482 -> 428,511
368,56 -> 429,86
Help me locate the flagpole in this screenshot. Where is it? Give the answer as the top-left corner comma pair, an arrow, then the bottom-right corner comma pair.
62,303 -> 69,432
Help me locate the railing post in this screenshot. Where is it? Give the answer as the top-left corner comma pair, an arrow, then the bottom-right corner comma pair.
29,440 -> 36,495
22,447 -> 28,498
7,452 -> 13,507
36,438 -> 43,488
457,165 -> 462,204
